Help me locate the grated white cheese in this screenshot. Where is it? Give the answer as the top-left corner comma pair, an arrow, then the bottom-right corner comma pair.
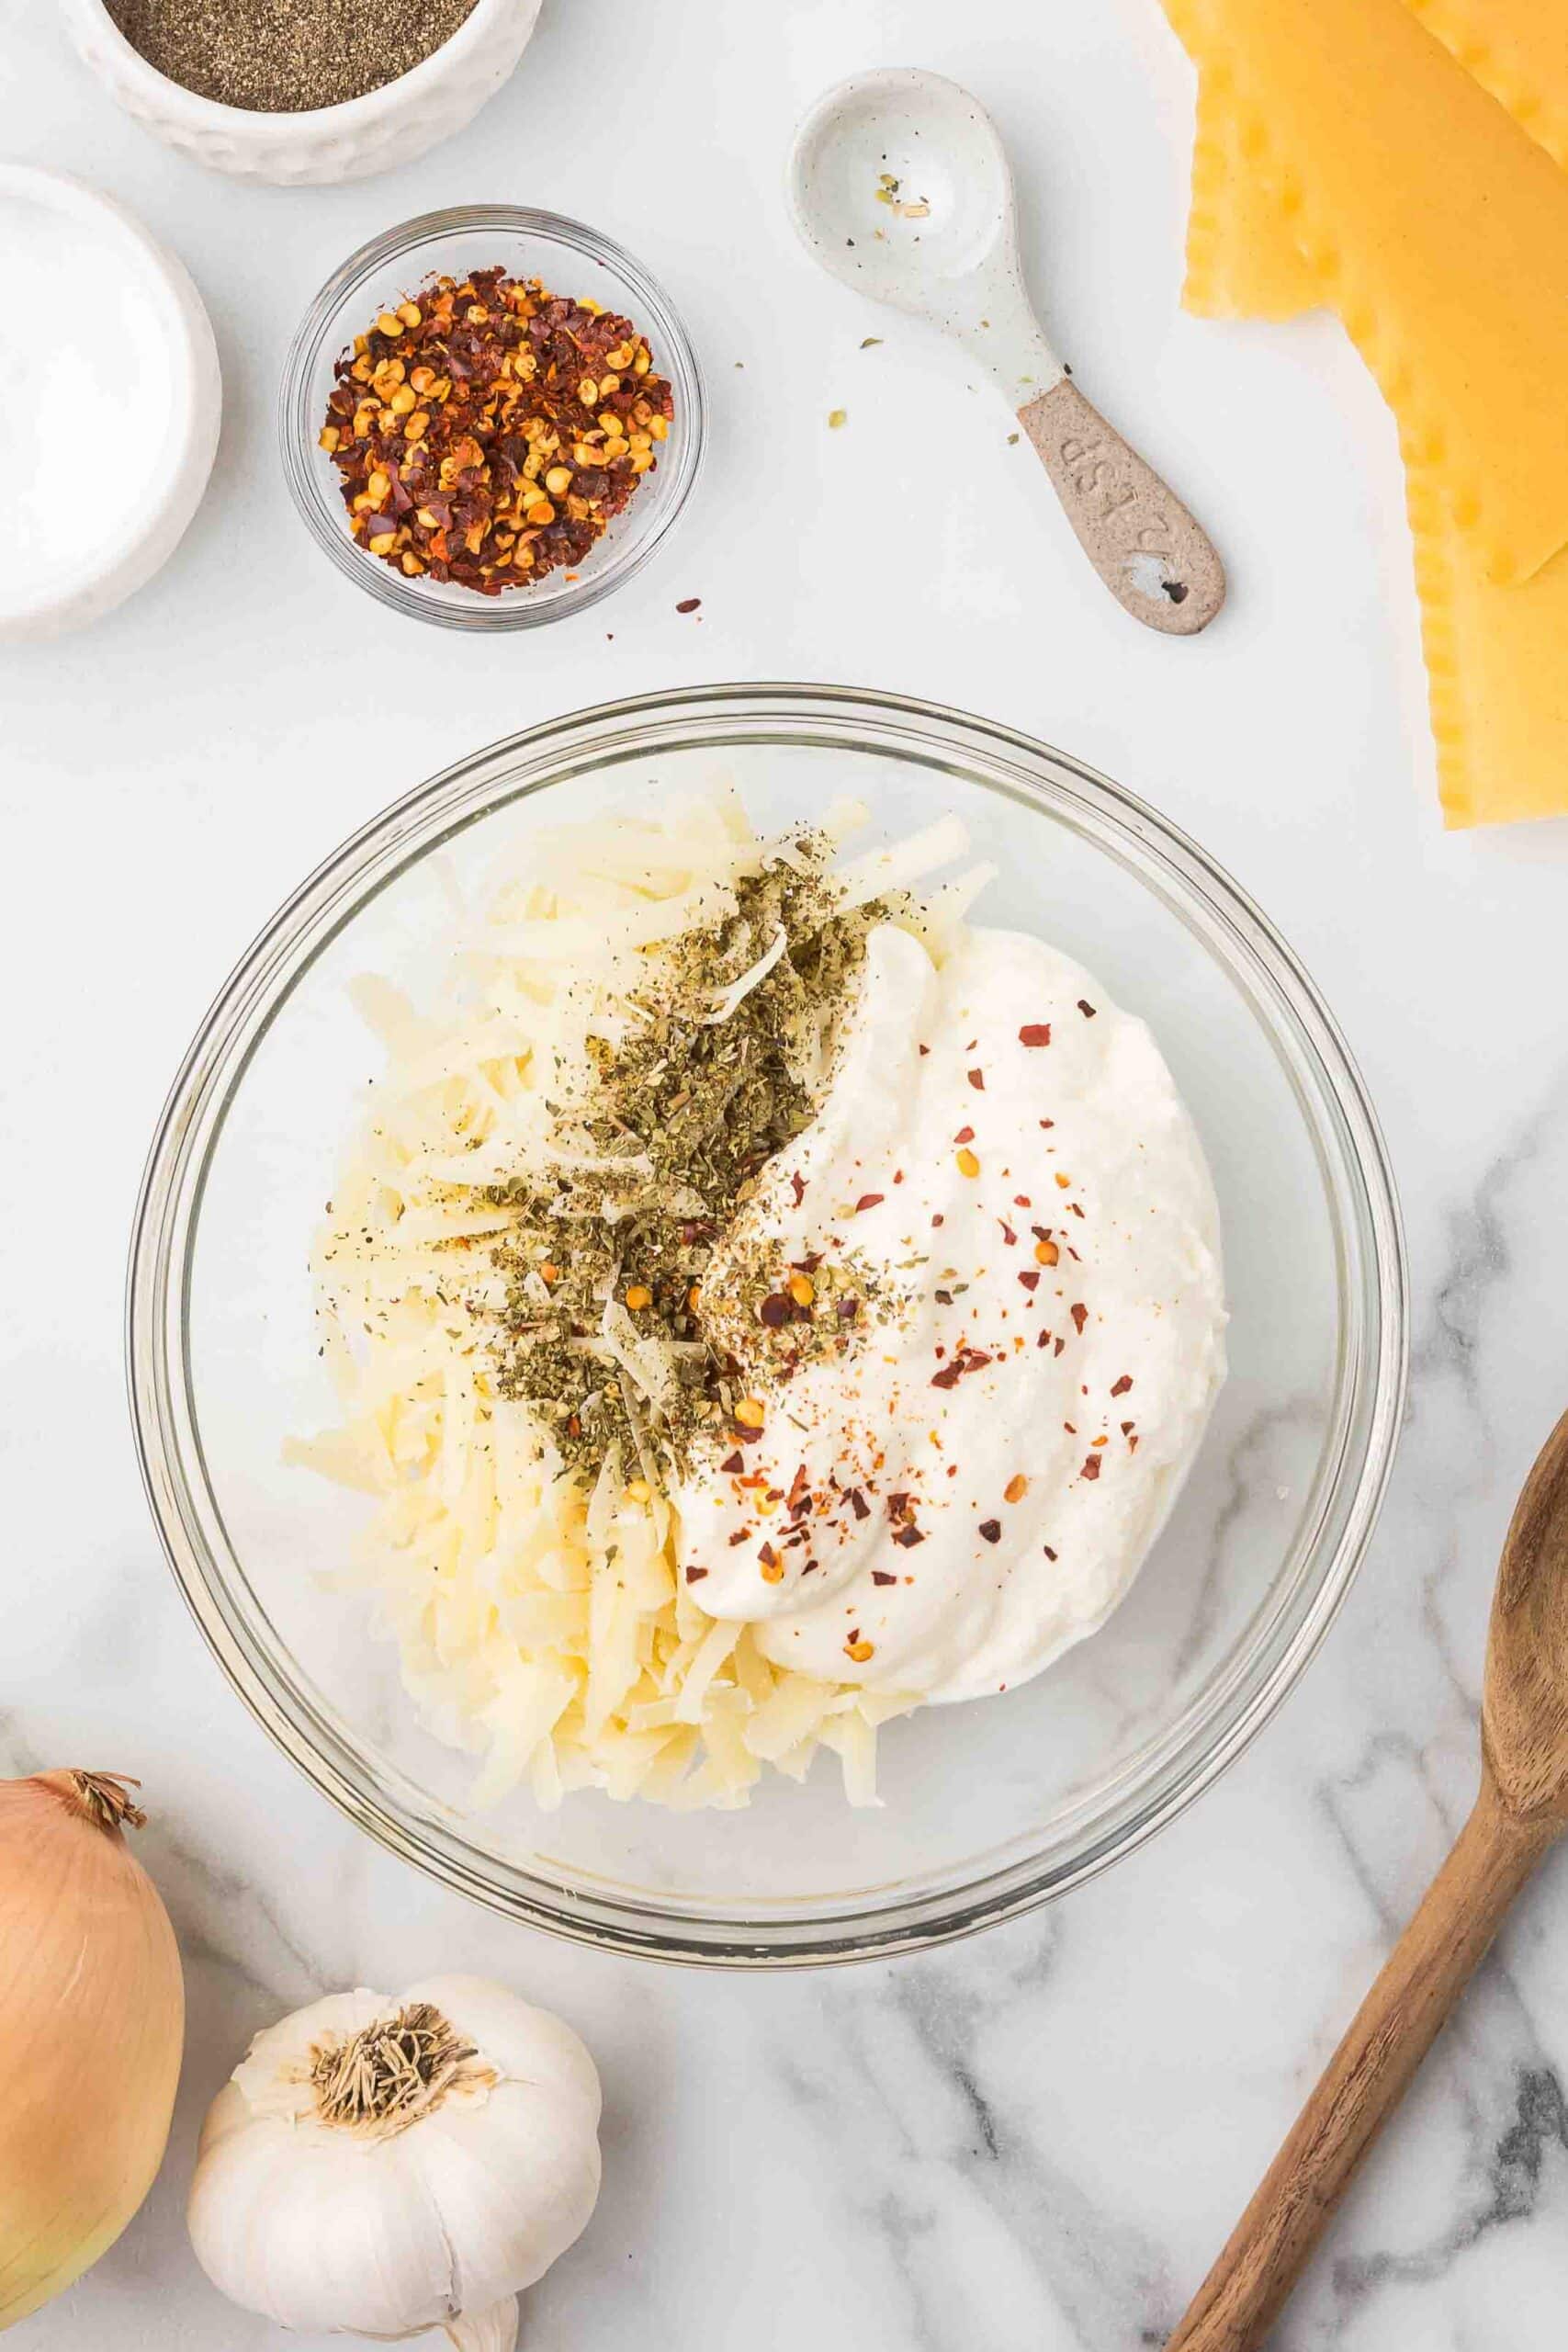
292,791 -> 967,1812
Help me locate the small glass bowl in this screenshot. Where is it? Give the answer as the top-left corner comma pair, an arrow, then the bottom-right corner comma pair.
278,206 -> 705,630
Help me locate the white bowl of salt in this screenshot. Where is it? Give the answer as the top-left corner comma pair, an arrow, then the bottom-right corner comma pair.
0,166 -> 220,642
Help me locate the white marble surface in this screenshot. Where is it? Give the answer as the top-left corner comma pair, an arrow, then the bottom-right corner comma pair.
6,0 -> 1568,2345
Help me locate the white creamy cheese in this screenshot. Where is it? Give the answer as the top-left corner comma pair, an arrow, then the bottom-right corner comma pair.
672,922 -> 1226,1704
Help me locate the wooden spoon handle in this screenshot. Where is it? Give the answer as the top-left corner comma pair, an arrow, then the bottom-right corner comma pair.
1168,1769 -> 1558,2351
1017,377 -> 1226,636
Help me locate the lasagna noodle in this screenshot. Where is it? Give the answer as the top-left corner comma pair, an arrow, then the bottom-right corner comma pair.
1163,0 -> 1568,585
1184,69 -> 1568,828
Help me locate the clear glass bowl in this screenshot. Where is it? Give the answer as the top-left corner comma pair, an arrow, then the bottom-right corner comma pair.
129,686 -> 1407,1965
278,207 -> 705,629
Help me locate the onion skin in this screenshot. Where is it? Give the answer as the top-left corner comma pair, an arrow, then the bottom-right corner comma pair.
0,1771 -> 184,2329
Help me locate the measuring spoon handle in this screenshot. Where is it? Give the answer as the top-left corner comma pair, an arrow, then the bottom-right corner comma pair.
1018,377 -> 1225,636
1167,1767 -> 1560,2351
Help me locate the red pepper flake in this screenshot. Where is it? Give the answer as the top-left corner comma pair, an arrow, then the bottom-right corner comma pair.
854,1192 -> 885,1213
848,1487 -> 871,1521
1019,1023 -> 1052,1048
1111,1374 -> 1134,1397
323,266 -> 674,596
1043,1543 -> 1058,1562
931,1213 -> 945,1228
1055,1337 -> 1066,1356
968,1069 -> 986,1091
721,1451 -> 745,1475
1014,1194 -> 1032,1208
790,1170 -> 807,1207
759,1293 -> 793,1329
1128,1434 -> 1140,1452
727,1530 -> 750,1546
1019,1270 -> 1041,1291
931,1346 -> 992,1390
685,1565 -> 709,1581
978,1519 -> 1002,1544
953,1125 -> 976,1146
759,1542 -> 780,1566
998,1220 -> 1017,1246
1040,1118 -> 1055,1130
1070,1303 -> 1089,1335
919,1043 -> 931,1057
676,596 -> 702,613
892,1524 -> 926,1548
871,1569 -> 897,1586
837,1295 -> 860,1321
1121,1420 -> 1136,1436
1080,1455 -> 1101,1480
1077,1000 -> 1097,1018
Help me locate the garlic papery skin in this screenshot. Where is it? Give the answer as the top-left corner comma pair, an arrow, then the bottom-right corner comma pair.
0,1769 -> 185,2327
186,1974 -> 602,2343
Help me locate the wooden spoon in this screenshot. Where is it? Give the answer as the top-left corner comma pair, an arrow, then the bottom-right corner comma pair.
1169,1404 -> 1568,2351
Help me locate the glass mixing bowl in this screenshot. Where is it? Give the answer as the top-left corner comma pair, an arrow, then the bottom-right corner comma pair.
129,685 -> 1406,1965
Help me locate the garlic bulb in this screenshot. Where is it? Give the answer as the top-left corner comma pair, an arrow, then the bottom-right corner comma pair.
187,1975 -> 602,2346
0,1770 -> 185,2327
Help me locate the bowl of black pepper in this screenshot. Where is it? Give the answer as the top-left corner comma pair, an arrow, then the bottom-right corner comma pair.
61,0 -> 543,186
279,207 -> 706,630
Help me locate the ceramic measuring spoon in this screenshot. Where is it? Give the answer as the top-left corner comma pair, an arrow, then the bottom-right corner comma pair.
788,67 -> 1225,636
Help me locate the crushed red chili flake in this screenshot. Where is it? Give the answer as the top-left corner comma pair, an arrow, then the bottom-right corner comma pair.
790,1171 -> 807,1206
759,1293 -> 793,1329
720,1450 -> 745,1474
1070,1303 -> 1089,1334
1077,999 -> 1097,1018
685,1565 -> 709,1581
675,596 -> 701,613
1080,1454 -> 1101,1480
1019,1269 -> 1041,1291
728,1530 -> 750,1546
1019,1023 -> 1052,1047
848,1487 -> 871,1521
953,1125 -> 976,1146
1043,1543 -> 1058,1561
1111,1374 -> 1134,1396
853,1192 -> 885,1213
977,1519 -> 1002,1544
871,1568 -> 897,1586
892,1524 -> 926,1548
320,266 -> 674,594
967,1069 -> 986,1090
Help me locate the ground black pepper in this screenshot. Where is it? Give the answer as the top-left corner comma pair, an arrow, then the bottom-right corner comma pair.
105,0 -> 480,112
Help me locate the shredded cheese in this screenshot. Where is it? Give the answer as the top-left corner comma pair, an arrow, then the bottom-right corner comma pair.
291,789 -> 973,1813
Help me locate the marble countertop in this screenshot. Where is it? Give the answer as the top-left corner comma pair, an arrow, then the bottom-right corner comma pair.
6,0 -> 1568,2346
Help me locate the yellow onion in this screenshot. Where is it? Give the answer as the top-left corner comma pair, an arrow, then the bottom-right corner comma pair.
0,1770 -> 184,2327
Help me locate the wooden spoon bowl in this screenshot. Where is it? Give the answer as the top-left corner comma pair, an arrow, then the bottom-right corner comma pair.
1169,1404 -> 1568,2351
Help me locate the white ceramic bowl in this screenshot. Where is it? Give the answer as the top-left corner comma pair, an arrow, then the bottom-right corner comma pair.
0,166 -> 220,641
60,0 -> 543,186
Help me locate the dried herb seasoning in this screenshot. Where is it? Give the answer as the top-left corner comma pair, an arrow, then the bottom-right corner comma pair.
479,851 -> 886,1485
106,0 -> 480,112
320,268 -> 673,594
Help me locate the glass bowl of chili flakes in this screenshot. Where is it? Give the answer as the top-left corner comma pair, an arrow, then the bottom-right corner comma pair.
279,205 -> 705,629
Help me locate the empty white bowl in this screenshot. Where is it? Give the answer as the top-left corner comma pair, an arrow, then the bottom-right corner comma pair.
0,167 -> 220,641
60,0 -> 542,186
